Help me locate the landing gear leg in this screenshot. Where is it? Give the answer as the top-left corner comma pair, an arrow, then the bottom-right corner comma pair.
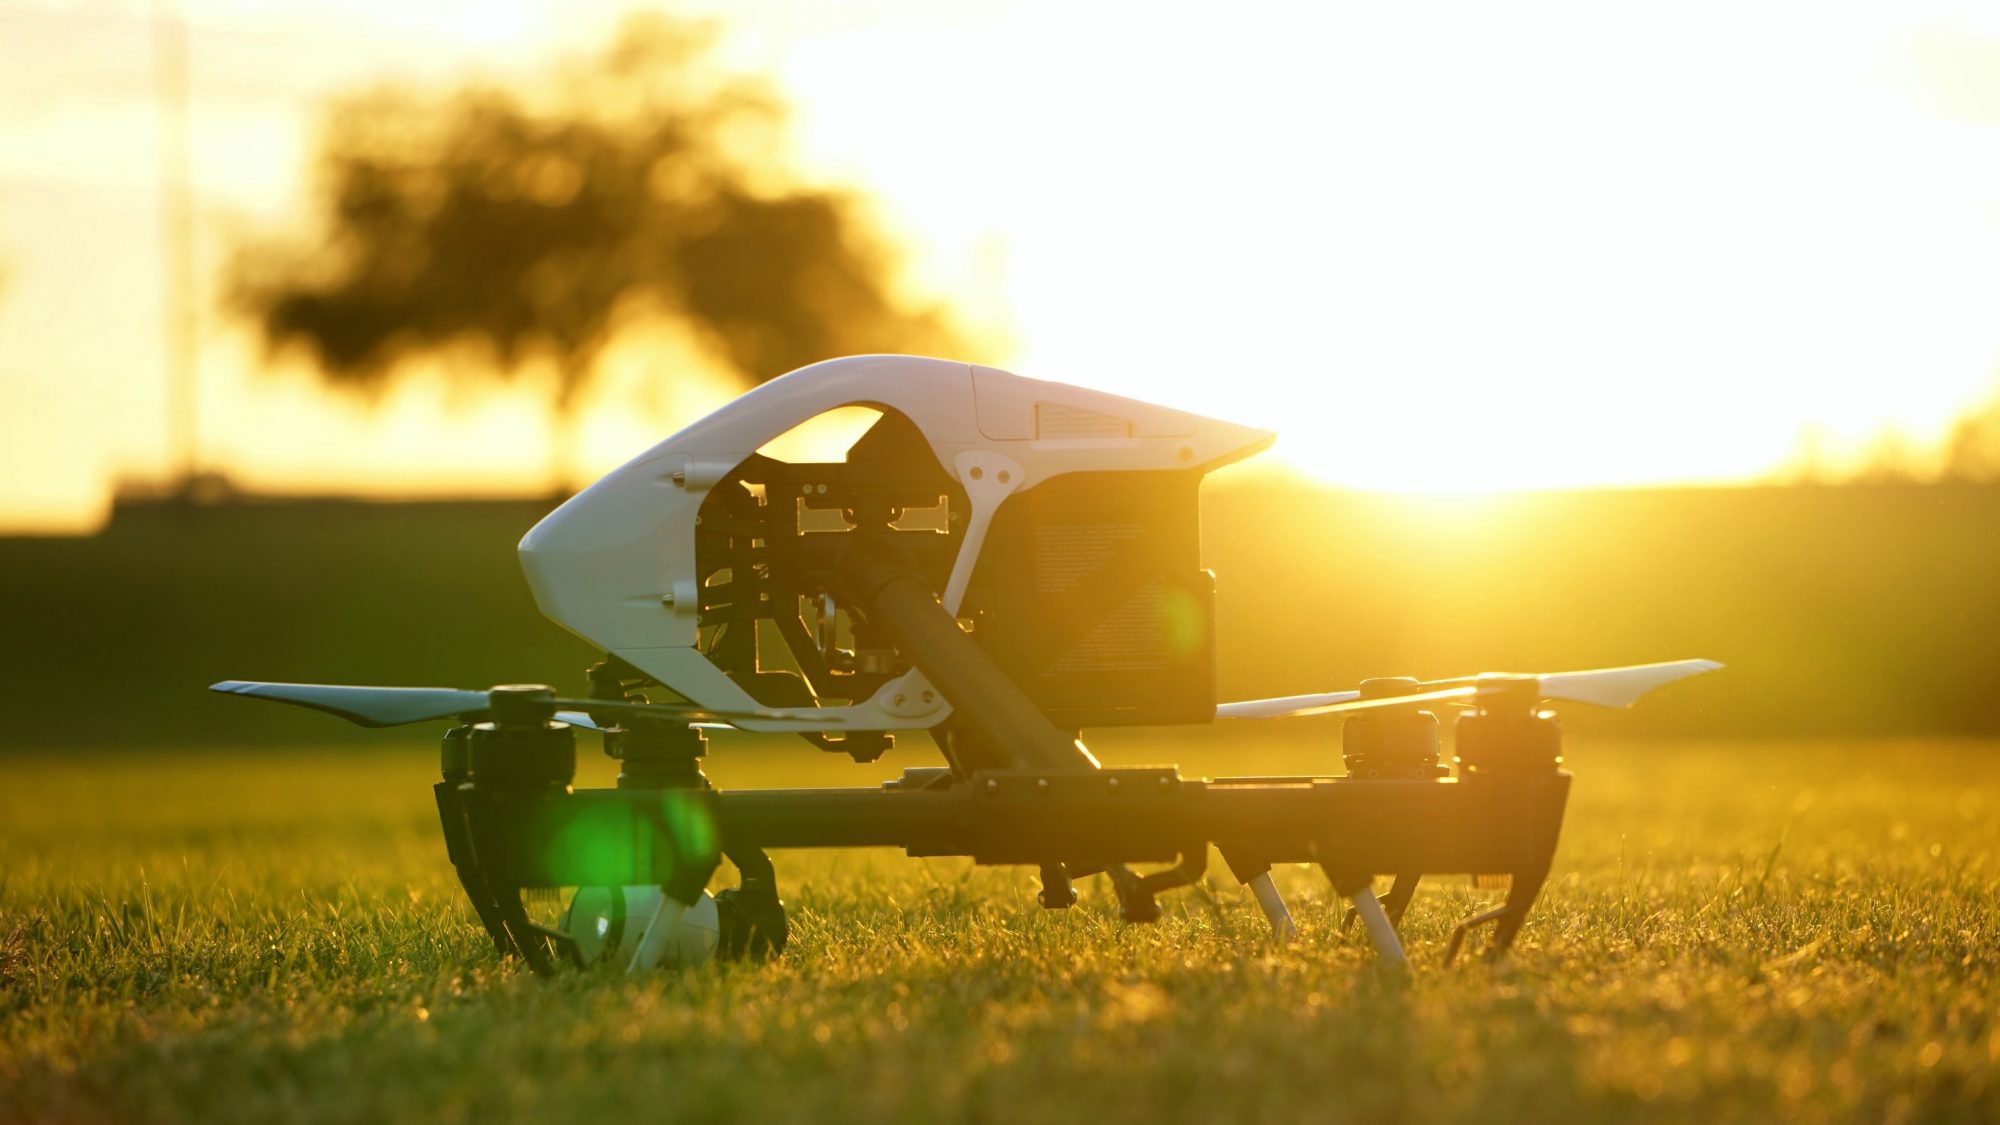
1346,886 -> 1408,966
1342,872 -> 1419,933
1220,850 -> 1297,942
1378,873 -> 1420,926
1247,873 -> 1299,942
1325,869 -> 1408,966
716,847 -> 790,961
1037,863 -> 1079,909
1444,867 -> 1550,966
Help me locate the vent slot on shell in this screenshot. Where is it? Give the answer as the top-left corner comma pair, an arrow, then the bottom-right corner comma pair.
1035,402 -> 1134,440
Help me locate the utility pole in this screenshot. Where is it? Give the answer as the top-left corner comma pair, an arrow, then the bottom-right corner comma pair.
154,0 -> 199,487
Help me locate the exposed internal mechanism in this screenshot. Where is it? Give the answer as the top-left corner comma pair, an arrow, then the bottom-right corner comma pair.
690,407 -> 1222,748
692,409 -> 964,756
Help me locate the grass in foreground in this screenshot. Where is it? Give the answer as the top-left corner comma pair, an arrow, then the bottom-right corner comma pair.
2,733 -> 1997,1124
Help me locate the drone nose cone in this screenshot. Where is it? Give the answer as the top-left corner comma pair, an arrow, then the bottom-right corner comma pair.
1176,412 -> 1277,472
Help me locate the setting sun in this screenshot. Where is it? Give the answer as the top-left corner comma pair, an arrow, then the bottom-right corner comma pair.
6,1 -> 2000,530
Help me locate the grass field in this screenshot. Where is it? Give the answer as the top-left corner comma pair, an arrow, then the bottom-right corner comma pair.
4,731 -> 1997,1124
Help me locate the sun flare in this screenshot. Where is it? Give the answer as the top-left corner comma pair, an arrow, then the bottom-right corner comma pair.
5,0 -> 2000,530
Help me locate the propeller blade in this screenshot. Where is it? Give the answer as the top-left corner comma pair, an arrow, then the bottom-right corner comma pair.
1526,658 -> 1723,708
1264,685 -> 1480,718
212,681 -> 842,729
210,681 -> 492,727
551,710 -> 609,732
547,710 -> 739,733
1215,658 -> 1721,720
1215,690 -> 1361,720
539,696 -> 836,726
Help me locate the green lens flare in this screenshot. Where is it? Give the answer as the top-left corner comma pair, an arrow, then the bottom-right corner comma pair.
662,791 -> 719,865
539,795 -> 719,884
545,803 -> 637,882
1161,585 -> 1207,659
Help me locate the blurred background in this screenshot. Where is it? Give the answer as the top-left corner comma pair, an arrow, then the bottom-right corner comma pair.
4,0 -> 1999,748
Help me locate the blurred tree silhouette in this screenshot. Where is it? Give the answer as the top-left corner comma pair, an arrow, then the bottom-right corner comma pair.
1945,383 -> 2000,481
231,16 -> 959,482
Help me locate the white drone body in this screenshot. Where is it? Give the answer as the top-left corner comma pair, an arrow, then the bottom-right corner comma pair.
214,355 -> 1722,972
518,355 -> 1273,733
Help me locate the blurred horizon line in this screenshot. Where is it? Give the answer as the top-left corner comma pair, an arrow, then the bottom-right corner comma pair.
7,455 -> 1996,539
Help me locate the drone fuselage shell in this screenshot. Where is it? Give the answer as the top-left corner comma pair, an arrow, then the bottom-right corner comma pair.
518,355 -> 1273,732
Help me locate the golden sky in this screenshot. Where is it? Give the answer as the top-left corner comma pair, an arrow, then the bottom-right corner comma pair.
4,0 -> 2000,531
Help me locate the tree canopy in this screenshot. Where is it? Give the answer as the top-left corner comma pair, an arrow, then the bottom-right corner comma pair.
231,17 -> 961,417
1945,389 -> 2000,481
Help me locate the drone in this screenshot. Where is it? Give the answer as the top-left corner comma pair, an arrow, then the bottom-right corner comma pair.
213,355 -> 1719,973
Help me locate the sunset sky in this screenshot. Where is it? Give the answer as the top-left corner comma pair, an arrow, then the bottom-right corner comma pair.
4,0 -> 2000,530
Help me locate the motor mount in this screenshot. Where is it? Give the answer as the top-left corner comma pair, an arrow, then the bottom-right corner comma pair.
467,686 -> 576,789
1342,678 -> 1450,780
1454,708 -> 1564,777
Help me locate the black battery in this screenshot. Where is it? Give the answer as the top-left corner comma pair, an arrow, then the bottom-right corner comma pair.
961,469 -> 1217,727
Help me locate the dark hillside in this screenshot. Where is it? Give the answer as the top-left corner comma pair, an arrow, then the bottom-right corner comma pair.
1204,481 -> 2000,738
2,480 -> 1993,747
0,498 -> 592,747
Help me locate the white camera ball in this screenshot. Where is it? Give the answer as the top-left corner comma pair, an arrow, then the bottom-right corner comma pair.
560,885 -> 720,970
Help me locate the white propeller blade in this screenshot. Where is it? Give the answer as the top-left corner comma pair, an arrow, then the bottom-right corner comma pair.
211,680 -> 808,729
1215,658 -> 1721,720
551,710 -> 610,732
211,681 -> 492,727
1215,690 -> 1361,720
1532,659 -> 1723,708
